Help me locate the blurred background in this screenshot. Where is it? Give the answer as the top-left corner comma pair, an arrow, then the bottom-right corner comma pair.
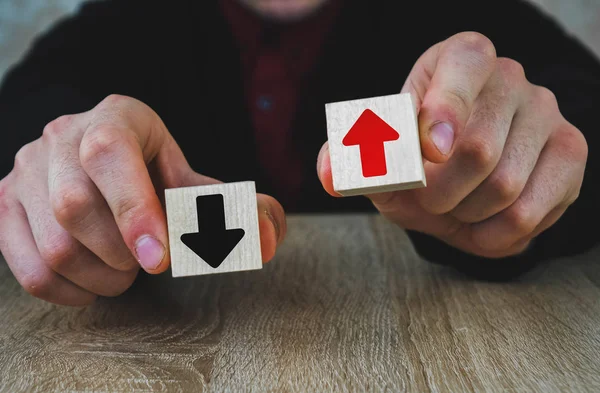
0,0 -> 599,83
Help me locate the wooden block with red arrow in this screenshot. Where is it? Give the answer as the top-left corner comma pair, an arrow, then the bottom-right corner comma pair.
325,93 -> 427,196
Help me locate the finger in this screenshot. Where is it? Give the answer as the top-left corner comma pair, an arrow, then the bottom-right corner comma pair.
15,158 -> 140,296
469,125 -> 586,251
444,225 -> 532,259
318,138 -> 465,240
414,60 -> 522,215
316,142 -> 342,197
24,202 -> 139,297
402,32 -> 497,163
529,206 -> 567,240
257,194 -> 287,263
83,97 -> 286,265
0,202 -> 96,306
45,115 -> 139,272
368,189 -> 463,239
78,95 -> 199,274
451,82 -> 556,223
510,175 -> 579,247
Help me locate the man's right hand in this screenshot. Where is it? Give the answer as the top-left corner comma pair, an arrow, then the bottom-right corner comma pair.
0,95 -> 287,306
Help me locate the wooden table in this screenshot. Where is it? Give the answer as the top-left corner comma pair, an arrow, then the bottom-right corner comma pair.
1,214 -> 599,392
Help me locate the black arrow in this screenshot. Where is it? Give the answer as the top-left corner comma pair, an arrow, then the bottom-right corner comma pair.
180,194 -> 245,269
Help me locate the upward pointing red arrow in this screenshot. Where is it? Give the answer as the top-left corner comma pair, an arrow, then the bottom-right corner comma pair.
343,109 -> 400,178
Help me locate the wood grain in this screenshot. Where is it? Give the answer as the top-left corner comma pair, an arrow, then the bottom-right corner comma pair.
165,181 -> 262,277
1,214 -> 599,392
325,93 -> 426,196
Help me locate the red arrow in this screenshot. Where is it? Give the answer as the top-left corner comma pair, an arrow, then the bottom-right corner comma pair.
343,109 -> 400,178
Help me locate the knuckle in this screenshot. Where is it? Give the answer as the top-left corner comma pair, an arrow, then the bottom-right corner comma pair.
496,58 -> 526,84
51,183 -> 94,227
42,115 -> 74,140
456,32 -> 496,59
532,86 -> 558,111
79,125 -> 124,167
457,136 -> 498,172
487,170 -> 523,203
553,125 -> 588,164
13,143 -> 35,173
38,234 -> 75,271
97,94 -> 153,121
99,94 -> 129,108
504,201 -> 538,238
20,270 -> 54,299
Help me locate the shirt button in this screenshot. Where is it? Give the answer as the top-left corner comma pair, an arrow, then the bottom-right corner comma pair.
257,95 -> 273,111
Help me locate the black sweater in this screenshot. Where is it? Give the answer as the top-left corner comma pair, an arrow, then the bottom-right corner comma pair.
1,0 -> 599,280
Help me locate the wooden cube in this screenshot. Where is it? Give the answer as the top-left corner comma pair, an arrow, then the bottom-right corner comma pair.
325,92 -> 426,196
165,181 -> 262,277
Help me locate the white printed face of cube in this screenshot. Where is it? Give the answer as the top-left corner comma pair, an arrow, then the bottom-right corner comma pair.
165,181 -> 262,277
325,93 -> 426,196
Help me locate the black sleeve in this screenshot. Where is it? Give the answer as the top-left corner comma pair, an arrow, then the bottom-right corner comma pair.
0,0 -> 162,178
408,0 -> 600,281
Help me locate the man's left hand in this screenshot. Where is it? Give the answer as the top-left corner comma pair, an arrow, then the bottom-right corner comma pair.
317,32 -> 588,258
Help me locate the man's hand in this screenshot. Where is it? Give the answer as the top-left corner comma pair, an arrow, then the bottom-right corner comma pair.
318,32 -> 587,259
0,95 -> 286,306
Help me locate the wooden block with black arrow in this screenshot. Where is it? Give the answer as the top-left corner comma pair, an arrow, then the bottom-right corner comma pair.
165,181 -> 262,277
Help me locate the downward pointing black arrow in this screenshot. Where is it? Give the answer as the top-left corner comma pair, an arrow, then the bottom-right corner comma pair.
180,194 -> 245,269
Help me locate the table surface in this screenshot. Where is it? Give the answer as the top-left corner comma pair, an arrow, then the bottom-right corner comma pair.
1,214 -> 599,392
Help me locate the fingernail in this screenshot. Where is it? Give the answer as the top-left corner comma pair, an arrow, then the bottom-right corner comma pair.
430,122 -> 454,155
135,235 -> 166,271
